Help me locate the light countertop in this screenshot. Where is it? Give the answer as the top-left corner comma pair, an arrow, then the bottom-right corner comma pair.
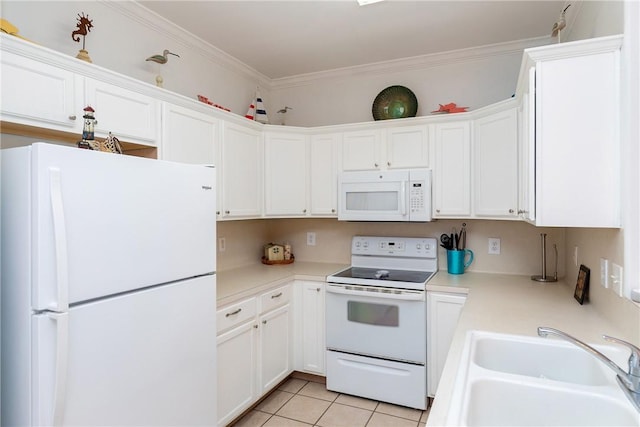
216,264 -> 630,426
425,272 -> 632,426
216,261 -> 347,307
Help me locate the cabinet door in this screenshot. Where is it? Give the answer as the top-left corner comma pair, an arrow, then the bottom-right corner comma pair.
221,122 -> 263,219
535,50 -> 620,227
518,86 -> 536,222
217,321 -> 257,427
84,78 -> 160,145
342,130 -> 382,171
433,122 -> 471,217
474,109 -> 518,218
264,132 -> 308,216
386,125 -> 429,169
161,103 -> 219,165
427,292 -> 466,397
298,282 -> 325,374
258,304 -> 291,394
1,51 -> 82,133
310,134 -> 340,216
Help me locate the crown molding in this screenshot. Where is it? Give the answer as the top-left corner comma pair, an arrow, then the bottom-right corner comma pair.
270,36 -> 552,90
102,1 -> 271,88
104,1 -> 551,92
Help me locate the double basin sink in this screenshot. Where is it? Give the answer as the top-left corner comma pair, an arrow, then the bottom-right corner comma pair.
446,330 -> 640,426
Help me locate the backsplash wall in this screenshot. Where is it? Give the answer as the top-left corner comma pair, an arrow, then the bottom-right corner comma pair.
217,218 -> 566,277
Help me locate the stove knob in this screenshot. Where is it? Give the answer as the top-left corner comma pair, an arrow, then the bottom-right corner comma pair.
355,242 -> 361,248
416,243 -> 421,250
363,242 -> 369,248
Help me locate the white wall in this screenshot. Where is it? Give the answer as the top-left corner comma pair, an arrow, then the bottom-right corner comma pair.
1,1 -> 267,116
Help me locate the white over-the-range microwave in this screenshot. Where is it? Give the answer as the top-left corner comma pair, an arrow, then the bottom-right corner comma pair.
338,168 -> 432,222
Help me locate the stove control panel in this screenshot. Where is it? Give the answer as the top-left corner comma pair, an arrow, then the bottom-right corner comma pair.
351,236 -> 437,258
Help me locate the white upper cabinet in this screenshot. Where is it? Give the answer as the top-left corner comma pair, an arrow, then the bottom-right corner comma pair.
433,121 -> 472,217
341,125 -> 429,171
1,50 -> 83,133
161,103 -> 219,165
473,108 -> 518,219
221,122 -> 263,219
84,78 -> 160,145
385,125 -> 430,169
522,36 -> 622,227
310,133 -> 341,216
341,129 -> 383,171
264,131 -> 308,216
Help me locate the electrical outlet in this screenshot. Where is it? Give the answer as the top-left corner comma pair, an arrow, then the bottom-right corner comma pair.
600,258 -> 609,288
488,238 -> 501,255
218,237 -> 226,252
307,232 -> 316,246
573,246 -> 579,267
611,263 -> 623,297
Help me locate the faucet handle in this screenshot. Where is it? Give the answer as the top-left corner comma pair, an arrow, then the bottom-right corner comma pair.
603,335 -> 640,376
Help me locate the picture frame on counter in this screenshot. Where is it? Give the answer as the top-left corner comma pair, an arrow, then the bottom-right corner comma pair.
574,264 -> 590,305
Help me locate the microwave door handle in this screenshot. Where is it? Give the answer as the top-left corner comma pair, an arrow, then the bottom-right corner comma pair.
400,181 -> 407,216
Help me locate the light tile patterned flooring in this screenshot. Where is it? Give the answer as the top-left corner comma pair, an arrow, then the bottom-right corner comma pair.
231,378 -> 430,427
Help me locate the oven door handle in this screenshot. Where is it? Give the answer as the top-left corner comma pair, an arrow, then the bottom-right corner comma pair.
326,284 -> 424,301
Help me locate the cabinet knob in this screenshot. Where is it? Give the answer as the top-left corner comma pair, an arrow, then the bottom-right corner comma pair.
509,209 -> 515,214
316,287 -> 321,292
68,115 -> 77,120
436,209 -> 441,213
225,210 -> 230,214
374,163 -> 379,168
262,320 -> 267,325
387,161 -> 391,167
254,324 -> 258,329
303,209 -> 307,213
331,209 -> 336,213
216,211 -> 220,215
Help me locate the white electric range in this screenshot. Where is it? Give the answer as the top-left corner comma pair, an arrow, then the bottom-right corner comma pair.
325,236 -> 438,410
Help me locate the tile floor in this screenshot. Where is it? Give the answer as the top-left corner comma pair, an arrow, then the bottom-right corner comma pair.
231,378 -> 430,427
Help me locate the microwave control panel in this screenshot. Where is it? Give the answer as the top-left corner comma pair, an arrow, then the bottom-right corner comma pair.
410,181 -> 425,213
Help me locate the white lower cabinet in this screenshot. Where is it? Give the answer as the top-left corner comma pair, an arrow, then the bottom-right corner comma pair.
294,281 -> 326,375
216,284 -> 292,426
217,319 -> 257,426
427,291 -> 467,397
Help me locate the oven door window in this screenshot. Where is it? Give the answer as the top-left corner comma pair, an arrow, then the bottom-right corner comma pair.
348,301 -> 399,327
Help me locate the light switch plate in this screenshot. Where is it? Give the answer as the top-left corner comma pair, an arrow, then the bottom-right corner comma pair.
600,258 -> 609,288
218,237 -> 226,252
611,263 -> 623,297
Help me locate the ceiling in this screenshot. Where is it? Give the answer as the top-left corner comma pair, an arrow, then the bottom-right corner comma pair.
138,0 -> 568,80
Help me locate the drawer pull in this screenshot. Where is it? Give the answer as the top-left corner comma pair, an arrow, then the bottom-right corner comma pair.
225,308 -> 242,317
271,292 -> 283,299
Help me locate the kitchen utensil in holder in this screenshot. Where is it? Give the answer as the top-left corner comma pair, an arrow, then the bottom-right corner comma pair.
532,233 -> 558,282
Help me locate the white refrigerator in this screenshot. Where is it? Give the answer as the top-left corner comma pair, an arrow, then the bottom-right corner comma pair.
1,143 -> 217,426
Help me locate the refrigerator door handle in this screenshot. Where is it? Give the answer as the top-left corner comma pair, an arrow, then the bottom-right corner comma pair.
50,167 -> 69,312
47,311 -> 69,427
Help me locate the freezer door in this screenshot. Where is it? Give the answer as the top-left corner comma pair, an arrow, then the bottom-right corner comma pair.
31,275 -> 216,426
30,143 -> 216,310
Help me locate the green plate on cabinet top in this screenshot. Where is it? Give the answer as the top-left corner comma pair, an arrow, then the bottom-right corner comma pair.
372,85 -> 418,120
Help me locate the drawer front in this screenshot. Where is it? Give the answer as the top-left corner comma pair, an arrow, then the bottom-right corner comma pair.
217,298 -> 257,333
259,284 -> 292,313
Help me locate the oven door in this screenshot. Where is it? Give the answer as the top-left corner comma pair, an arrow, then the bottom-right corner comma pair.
325,284 -> 426,364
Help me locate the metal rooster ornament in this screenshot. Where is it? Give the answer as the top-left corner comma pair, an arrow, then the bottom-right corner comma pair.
145,50 -> 180,87
551,4 -> 571,42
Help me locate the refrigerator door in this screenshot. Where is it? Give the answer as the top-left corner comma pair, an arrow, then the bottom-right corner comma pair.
32,275 -> 216,426
30,143 -> 216,310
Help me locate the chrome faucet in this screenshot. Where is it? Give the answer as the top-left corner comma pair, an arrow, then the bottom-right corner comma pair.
538,326 -> 640,411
